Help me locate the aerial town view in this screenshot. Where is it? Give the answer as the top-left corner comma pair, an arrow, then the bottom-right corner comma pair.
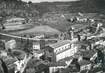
0,0 -> 105,73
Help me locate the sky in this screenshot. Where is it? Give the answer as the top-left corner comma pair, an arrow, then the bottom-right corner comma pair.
22,0 -> 78,3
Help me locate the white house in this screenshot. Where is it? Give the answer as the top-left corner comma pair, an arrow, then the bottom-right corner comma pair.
48,62 -> 66,73
0,51 -> 7,57
79,60 -> 92,71
33,40 -> 45,50
33,50 -> 44,59
49,40 -> 78,61
5,39 -> 16,50
33,42 -> 40,50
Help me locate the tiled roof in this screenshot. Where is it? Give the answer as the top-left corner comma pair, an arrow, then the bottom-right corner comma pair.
58,56 -> 74,63
81,50 -> 97,59
79,60 -> 91,66
49,40 -> 71,49
33,50 -> 44,54
61,67 -> 79,73
47,62 -> 66,67
75,40 -> 91,46
80,70 -> 89,73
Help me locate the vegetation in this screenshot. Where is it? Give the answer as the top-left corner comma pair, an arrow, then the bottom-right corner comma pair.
0,0 -> 39,19
0,0 -> 105,18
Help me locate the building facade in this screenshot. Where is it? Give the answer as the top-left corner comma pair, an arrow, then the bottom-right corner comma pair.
48,40 -> 78,62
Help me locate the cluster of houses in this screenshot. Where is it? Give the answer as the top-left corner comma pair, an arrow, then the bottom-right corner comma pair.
0,13 -> 105,73
24,21 -> 105,73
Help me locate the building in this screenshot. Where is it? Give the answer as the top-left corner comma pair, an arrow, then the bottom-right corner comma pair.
61,58 -> 80,73
46,40 -> 78,62
75,40 -> 92,51
68,24 -> 90,40
33,34 -> 45,39
33,50 -> 44,59
81,50 -> 97,61
0,51 -> 7,57
48,62 -> 66,73
33,40 -> 45,50
58,56 -> 74,67
79,60 -> 92,71
5,17 -> 25,25
5,39 -> 16,50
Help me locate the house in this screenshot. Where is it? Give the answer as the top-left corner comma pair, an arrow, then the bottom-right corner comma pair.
81,50 -> 97,61
75,40 -> 93,51
46,40 -> 78,62
5,17 -> 25,25
5,39 -> 16,50
69,24 -> 89,40
61,66 -> 80,73
0,51 -> 7,57
58,56 -> 74,67
79,60 -> 92,71
33,40 -> 45,50
33,50 -> 44,59
70,24 -> 89,33
35,63 -> 49,73
61,58 -> 80,73
33,34 -> 45,39
33,42 -> 40,50
48,62 -> 66,73
25,59 -> 49,73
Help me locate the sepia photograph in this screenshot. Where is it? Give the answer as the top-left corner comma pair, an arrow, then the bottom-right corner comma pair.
0,0 -> 105,73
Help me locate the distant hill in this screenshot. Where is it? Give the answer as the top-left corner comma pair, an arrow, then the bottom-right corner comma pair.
31,0 -> 105,16
68,0 -> 105,13
0,0 -> 105,18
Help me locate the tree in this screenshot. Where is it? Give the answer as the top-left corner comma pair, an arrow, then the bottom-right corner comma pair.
95,49 -> 105,72
28,1 -> 32,5
69,0 -> 105,13
0,58 -> 8,73
81,0 -> 105,12
23,39 -> 33,55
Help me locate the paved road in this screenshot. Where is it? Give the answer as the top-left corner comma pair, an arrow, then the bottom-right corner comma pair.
0,32 -> 58,41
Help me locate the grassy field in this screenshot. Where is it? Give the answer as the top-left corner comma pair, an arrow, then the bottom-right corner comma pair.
10,25 -> 61,35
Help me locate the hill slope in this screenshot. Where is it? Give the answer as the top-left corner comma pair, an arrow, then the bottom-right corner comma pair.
0,0 -> 105,18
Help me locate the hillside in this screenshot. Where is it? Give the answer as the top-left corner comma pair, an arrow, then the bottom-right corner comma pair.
0,0 -> 105,33
0,0 -> 39,18
33,0 -> 105,16
0,0 -> 105,18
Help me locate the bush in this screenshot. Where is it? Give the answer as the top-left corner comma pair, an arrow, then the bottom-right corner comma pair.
26,68 -> 35,73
